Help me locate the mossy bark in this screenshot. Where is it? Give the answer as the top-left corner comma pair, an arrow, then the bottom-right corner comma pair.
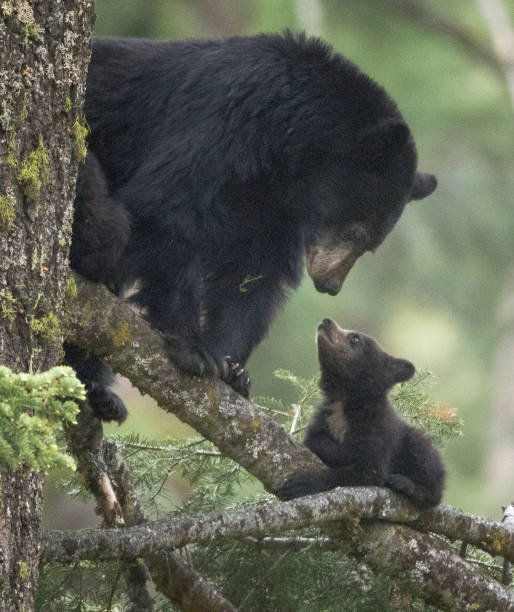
0,1 -> 94,610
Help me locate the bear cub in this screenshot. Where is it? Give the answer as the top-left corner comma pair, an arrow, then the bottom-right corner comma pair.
280,319 -> 445,509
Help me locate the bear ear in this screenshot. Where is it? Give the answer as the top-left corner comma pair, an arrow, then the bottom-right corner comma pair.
360,119 -> 410,160
387,357 -> 415,384
410,172 -> 437,201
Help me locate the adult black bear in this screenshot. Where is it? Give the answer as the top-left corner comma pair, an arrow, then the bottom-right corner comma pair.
280,319 -> 445,509
69,32 -> 437,421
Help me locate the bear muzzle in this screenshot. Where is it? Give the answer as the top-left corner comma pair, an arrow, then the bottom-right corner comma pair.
306,246 -> 358,296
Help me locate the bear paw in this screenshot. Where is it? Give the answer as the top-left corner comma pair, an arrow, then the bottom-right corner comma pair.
222,356 -> 251,398
278,470 -> 333,500
87,384 -> 128,424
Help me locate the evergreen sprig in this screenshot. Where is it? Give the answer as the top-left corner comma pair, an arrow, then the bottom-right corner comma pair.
391,370 -> 463,446
0,365 -> 84,472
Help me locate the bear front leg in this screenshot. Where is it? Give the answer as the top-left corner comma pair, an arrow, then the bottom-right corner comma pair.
137,254 -> 229,381
201,277 -> 282,397
64,342 -> 128,423
70,152 -> 131,287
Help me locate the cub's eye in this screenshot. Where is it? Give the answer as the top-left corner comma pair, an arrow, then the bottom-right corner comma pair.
348,333 -> 361,347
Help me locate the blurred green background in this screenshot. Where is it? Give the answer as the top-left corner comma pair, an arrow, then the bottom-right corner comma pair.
45,0 -> 514,525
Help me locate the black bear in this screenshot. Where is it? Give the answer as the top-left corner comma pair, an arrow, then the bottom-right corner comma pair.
280,319 -> 445,509
68,32 -> 437,421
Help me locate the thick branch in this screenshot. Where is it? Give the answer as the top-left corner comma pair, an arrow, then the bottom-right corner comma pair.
41,487 -> 514,611
353,522 -> 514,611
41,487 -> 416,563
41,486 -> 514,564
66,276 -> 324,493
413,503 -> 514,562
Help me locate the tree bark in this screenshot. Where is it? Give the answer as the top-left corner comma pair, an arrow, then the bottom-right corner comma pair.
0,1 -> 94,609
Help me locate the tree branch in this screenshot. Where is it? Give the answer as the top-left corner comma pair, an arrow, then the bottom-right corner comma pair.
65,276 -> 325,494
41,486 -> 514,565
61,276 -> 514,608
41,487 -> 514,610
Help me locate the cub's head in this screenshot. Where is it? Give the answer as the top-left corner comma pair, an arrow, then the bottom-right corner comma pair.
317,318 -> 414,399
305,119 -> 437,296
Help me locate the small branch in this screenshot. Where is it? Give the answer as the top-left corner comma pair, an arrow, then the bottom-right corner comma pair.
119,441 -> 222,457
289,403 -> 301,434
244,535 -> 339,552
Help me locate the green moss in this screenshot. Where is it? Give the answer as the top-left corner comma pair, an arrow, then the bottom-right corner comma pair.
71,115 -> 88,163
22,21 -> 37,45
16,135 -> 48,200
30,312 -> 61,344
64,96 -> 72,113
7,128 -> 18,169
1,0 -> 16,17
0,195 -> 16,233
0,290 -> 17,323
112,322 -> 130,348
65,276 -> 77,301
18,560 -> 28,581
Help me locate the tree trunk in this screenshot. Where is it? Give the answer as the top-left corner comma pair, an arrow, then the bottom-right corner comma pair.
0,1 -> 94,609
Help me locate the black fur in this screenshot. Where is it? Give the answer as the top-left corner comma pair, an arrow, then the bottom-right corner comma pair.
68,32 -> 437,421
280,319 -> 445,509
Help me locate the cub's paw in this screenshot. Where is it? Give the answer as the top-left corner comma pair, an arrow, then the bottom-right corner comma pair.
278,470 -> 332,500
386,473 -> 438,509
87,384 -> 128,424
222,356 -> 251,398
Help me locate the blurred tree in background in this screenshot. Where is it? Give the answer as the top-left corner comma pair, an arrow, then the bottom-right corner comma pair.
44,0 -> 514,533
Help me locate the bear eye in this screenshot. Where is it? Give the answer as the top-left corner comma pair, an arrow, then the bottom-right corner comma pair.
348,333 -> 361,347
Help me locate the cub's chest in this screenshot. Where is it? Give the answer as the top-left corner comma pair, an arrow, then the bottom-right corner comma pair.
326,402 -> 348,443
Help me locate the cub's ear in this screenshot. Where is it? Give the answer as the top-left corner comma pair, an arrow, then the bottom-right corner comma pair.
387,357 -> 415,384
354,119 -> 410,167
410,172 -> 437,201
